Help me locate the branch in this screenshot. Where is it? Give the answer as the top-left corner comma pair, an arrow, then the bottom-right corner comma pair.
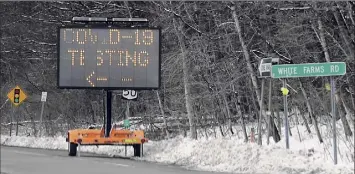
0,99 -> 9,110
152,1 -> 204,35
26,57 -> 56,60
0,11 -> 42,29
106,2 -> 146,13
20,15 -> 63,25
25,73 -> 43,92
217,22 -> 235,28
1,119 -> 60,126
278,7 -> 312,11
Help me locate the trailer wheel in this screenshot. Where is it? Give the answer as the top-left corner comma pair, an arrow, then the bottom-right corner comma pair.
133,144 -> 141,157
68,143 -> 77,156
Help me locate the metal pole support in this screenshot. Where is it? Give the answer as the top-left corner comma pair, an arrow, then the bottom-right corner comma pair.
141,144 -> 144,157
330,77 -> 337,165
258,78 -> 265,145
78,143 -> 81,157
105,90 -> 112,137
38,102 -> 45,137
267,79 -> 272,145
283,79 -> 289,149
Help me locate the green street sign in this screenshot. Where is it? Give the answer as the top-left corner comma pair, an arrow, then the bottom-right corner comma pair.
123,119 -> 130,128
271,62 -> 346,78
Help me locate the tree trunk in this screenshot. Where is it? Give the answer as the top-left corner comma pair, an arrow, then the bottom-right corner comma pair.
276,108 -> 281,135
270,109 -> 281,142
9,115 -> 12,136
173,17 -> 197,140
299,108 -> 312,134
288,116 -> 292,137
348,2 -> 355,27
214,109 -> 224,137
234,97 -> 248,142
216,96 -> 228,135
91,101 -> 96,124
346,76 -> 355,113
332,6 -> 355,61
156,90 -> 170,138
212,125 -> 217,138
299,80 -> 323,143
48,113 -> 54,137
232,85 -> 248,142
126,101 -> 130,122
24,106 -> 37,136
222,92 -> 234,135
335,94 -> 353,137
240,113 -> 248,142
317,19 -> 353,137
231,6 -> 260,104
30,114 -> 37,137
267,80 -> 280,144
340,93 -> 355,125
231,6 -> 265,144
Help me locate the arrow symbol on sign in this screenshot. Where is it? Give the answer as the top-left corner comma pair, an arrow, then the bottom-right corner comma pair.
87,71 -> 108,87
87,71 -> 95,87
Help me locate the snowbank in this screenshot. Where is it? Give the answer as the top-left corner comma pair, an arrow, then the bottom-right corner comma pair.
1,123 -> 354,174
141,135 -> 354,174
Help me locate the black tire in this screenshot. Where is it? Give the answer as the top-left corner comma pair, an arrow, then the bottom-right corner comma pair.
133,144 -> 141,157
68,143 -> 77,156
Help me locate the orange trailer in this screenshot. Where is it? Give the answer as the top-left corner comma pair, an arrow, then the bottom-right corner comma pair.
66,125 -> 148,157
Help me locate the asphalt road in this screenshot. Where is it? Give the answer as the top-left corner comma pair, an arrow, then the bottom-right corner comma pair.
1,146 -> 228,174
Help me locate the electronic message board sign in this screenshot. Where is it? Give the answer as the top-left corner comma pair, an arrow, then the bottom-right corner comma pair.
57,26 -> 161,89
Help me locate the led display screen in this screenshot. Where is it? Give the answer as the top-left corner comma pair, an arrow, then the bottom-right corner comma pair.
57,26 -> 160,89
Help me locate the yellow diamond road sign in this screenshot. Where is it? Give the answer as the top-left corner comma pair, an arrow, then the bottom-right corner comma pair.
7,86 -> 27,106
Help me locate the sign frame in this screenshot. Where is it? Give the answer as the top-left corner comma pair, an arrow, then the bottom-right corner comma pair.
258,58 -> 279,78
56,24 -> 162,90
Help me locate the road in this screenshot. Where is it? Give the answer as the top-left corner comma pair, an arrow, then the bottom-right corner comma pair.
1,146 -> 228,174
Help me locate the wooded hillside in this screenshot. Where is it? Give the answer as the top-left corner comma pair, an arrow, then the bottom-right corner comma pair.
1,1 -> 354,141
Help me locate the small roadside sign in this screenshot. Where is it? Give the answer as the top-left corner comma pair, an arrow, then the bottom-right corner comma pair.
258,58 -> 280,77
259,63 -> 271,73
122,90 -> 138,100
41,92 -> 47,102
7,86 -> 27,106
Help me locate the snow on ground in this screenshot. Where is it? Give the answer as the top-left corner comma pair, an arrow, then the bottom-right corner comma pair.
1,122 -> 354,174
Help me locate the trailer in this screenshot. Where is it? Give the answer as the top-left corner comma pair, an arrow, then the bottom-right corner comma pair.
66,125 -> 148,157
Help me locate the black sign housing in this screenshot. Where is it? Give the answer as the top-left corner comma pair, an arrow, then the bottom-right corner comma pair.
57,25 -> 161,90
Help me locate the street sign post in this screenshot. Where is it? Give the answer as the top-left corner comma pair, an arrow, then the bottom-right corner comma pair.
272,61 -> 346,165
271,62 -> 346,78
7,86 -> 27,137
38,92 -> 47,137
257,58 -> 279,145
7,86 -> 27,106
281,82 -> 289,149
330,77 -> 337,164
